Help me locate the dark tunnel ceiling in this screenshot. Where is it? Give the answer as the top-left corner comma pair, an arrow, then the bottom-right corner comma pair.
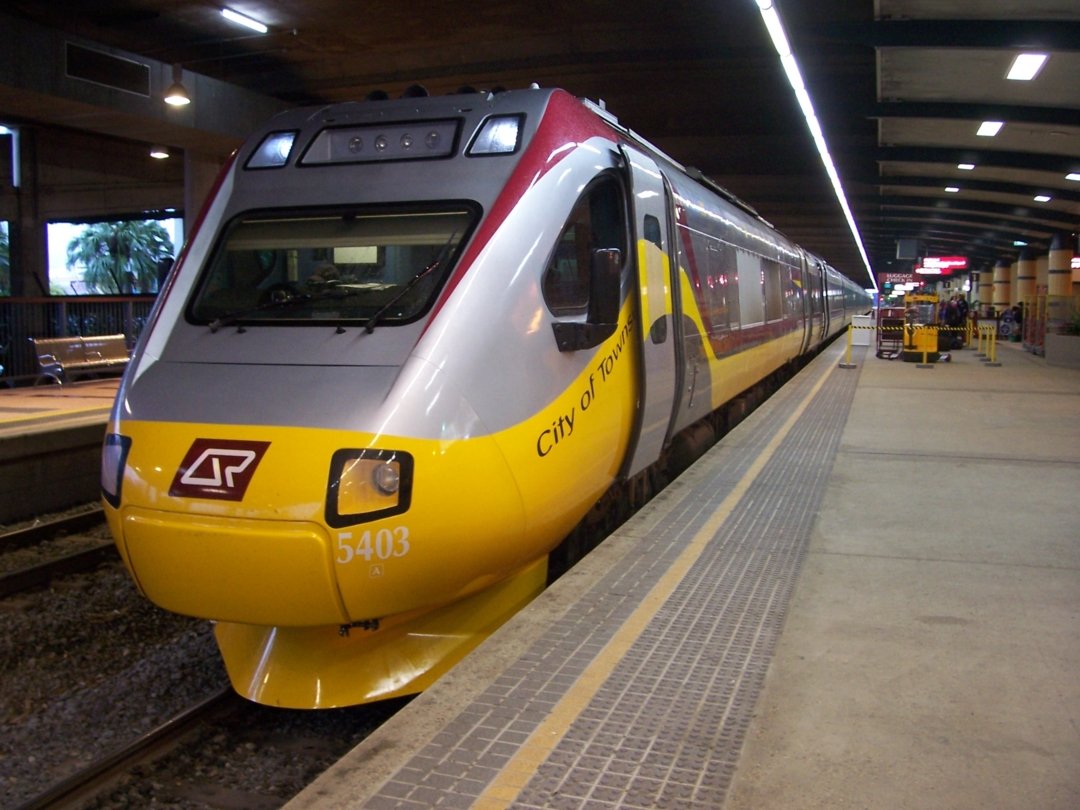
2,0 -> 1078,288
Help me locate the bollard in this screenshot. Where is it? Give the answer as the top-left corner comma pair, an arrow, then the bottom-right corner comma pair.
983,326 -> 1001,367
839,323 -> 857,369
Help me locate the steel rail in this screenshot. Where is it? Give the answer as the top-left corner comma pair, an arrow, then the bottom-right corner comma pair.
13,687 -> 240,810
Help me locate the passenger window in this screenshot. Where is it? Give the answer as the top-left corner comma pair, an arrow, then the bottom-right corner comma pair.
542,176 -> 625,317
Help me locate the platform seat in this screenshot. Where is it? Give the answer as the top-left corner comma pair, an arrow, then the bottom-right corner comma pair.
30,334 -> 130,385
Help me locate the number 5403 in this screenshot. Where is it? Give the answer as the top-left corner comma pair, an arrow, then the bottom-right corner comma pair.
336,527 -> 411,563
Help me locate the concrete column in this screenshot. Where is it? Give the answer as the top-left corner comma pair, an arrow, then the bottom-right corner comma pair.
1047,233 -> 1072,297
992,258 -> 1011,316
1015,249 -> 1036,303
1036,254 -> 1049,294
9,127 -> 48,296
976,268 -> 993,314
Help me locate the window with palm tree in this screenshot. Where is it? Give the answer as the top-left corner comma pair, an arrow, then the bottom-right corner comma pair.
63,219 -> 176,294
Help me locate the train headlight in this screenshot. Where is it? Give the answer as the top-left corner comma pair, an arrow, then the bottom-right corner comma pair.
467,114 -> 524,155
101,433 -> 132,508
372,462 -> 400,495
326,449 -> 413,528
245,130 -> 298,169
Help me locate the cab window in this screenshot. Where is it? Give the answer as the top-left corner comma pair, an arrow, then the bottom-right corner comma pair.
541,176 -> 626,317
188,206 -> 476,326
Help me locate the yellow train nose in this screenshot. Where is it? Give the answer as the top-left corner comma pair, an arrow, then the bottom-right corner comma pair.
120,507 -> 349,625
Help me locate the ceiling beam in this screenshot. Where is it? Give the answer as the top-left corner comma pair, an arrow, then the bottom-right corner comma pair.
872,102 -> 1080,127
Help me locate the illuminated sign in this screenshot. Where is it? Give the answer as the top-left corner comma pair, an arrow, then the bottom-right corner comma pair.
917,256 -> 968,275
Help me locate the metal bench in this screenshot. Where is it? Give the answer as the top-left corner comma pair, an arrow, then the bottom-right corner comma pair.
30,334 -> 131,385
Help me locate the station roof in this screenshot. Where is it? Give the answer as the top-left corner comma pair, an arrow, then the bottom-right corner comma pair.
1,0 -> 1077,288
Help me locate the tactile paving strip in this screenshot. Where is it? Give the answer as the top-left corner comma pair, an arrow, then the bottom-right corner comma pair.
367,348 -> 863,809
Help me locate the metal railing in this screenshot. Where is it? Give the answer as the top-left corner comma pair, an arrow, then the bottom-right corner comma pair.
0,296 -> 156,384
1020,295 -> 1080,356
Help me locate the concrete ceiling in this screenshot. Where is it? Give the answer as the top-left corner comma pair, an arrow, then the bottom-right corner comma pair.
1,0 -> 1078,289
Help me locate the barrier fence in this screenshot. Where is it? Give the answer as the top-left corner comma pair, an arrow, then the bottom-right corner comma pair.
838,321 -> 1001,368
0,296 -> 155,384
1019,295 -> 1080,356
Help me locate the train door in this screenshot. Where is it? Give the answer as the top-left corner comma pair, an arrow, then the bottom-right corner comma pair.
619,143 -> 680,479
806,256 -> 826,347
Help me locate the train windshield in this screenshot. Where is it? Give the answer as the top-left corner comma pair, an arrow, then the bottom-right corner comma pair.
189,207 -> 475,327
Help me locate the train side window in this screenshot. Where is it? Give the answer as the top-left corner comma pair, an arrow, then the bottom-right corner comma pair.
542,175 -> 626,317
644,214 -> 662,250
736,250 -> 764,326
763,259 -> 783,321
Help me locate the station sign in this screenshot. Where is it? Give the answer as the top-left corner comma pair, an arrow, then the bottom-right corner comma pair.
880,272 -> 915,285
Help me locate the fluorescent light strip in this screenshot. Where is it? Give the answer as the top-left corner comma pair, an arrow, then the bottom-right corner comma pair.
1066,173 -> 1080,182
221,7 -> 268,33
957,163 -> 975,171
755,1 -> 873,287
977,120 -> 1003,137
1006,53 -> 1048,81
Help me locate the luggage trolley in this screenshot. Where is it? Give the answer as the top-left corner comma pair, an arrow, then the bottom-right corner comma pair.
900,293 -> 950,363
875,305 -> 906,359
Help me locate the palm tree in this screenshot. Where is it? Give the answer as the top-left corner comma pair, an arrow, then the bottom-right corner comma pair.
66,220 -> 174,294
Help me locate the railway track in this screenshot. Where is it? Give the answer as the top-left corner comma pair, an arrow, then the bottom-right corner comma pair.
0,506 -> 117,597
13,688 -> 241,810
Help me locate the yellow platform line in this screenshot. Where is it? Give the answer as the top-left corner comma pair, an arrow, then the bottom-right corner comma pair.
0,404 -> 112,427
472,358 -> 837,808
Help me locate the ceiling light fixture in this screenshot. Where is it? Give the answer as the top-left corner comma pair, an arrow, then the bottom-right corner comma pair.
164,64 -> 190,106
221,7 -> 268,34
1033,195 -> 1052,203
977,121 -> 1003,137
945,186 -> 960,193
1066,173 -> 1080,182
754,0 -> 873,288
957,163 -> 975,171
1006,53 -> 1048,81
149,145 -> 170,159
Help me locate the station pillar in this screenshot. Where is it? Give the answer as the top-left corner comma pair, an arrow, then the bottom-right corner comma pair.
1047,233 -> 1072,297
976,267 -> 993,312
991,258 -> 1011,316
1015,249 -> 1036,303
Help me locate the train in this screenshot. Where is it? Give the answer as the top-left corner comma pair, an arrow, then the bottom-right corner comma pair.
101,86 -> 871,708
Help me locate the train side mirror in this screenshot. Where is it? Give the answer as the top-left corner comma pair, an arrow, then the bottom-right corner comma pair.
552,248 -> 622,352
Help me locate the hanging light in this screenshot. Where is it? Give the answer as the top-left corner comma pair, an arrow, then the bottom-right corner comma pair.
164,64 -> 190,106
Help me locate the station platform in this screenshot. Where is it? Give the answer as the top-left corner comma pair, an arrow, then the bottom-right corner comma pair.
287,339 -> 1080,810
0,379 -> 117,523
0,378 -> 117,433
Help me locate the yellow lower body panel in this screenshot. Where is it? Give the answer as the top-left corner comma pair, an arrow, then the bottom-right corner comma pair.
214,555 -> 548,708
121,507 -> 348,626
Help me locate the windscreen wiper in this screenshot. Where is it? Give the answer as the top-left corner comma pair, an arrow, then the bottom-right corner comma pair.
363,231 -> 458,334
207,288 -> 311,332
